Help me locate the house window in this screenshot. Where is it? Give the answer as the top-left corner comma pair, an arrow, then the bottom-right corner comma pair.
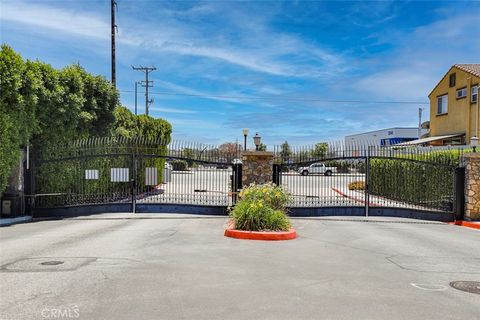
449,73 -> 456,87
456,87 -> 467,99
437,94 -> 448,114
473,85 -> 478,103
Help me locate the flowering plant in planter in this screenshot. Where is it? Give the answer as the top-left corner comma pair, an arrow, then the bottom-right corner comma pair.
229,183 -> 292,231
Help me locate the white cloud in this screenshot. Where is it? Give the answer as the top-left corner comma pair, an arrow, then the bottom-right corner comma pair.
155,80 -> 264,105
149,106 -> 197,114
0,1 -> 109,40
165,118 -> 220,130
354,12 -> 480,102
0,1 -> 346,78
133,25 -> 346,78
356,68 -> 434,101
154,42 -> 293,77
346,0 -> 399,27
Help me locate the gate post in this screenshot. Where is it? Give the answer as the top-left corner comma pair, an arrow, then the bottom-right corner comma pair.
454,167 -> 465,220
131,152 -> 136,213
241,151 -> 274,186
464,153 -> 480,220
272,164 -> 281,185
24,152 -> 34,216
232,163 -> 243,203
365,148 -> 371,217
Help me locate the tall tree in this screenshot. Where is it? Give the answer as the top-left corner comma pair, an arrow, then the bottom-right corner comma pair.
311,142 -> 328,159
258,143 -> 267,151
219,142 -> 242,162
279,141 -> 292,163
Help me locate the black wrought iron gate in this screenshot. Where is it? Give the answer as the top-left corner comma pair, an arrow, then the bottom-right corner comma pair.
272,145 -> 465,219
31,138 -> 243,215
30,137 -> 465,220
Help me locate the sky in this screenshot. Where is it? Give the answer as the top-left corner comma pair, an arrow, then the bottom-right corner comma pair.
1,0 -> 479,147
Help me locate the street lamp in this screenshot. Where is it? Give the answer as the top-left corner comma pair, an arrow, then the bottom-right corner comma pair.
242,128 -> 249,151
253,132 -> 261,151
471,136 -> 478,153
418,107 -> 424,139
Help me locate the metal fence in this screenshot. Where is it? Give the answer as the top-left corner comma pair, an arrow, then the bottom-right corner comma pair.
273,142 -> 468,214
32,137 -> 241,210
30,137 -> 467,217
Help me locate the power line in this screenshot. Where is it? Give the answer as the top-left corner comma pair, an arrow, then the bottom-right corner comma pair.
117,89 -> 429,105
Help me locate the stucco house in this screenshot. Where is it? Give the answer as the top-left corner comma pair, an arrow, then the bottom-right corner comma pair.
427,64 -> 479,146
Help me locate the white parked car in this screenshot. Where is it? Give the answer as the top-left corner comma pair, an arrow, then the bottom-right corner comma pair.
298,163 -> 337,176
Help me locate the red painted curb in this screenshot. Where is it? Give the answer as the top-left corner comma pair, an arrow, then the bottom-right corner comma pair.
331,187 -> 375,206
449,221 -> 480,230
224,224 -> 297,241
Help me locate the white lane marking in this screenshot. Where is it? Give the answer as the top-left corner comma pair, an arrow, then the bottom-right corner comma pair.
410,283 -> 448,291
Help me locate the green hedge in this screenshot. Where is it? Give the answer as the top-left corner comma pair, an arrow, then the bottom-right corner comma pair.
369,158 -> 455,210
0,45 -> 172,196
0,45 -> 119,193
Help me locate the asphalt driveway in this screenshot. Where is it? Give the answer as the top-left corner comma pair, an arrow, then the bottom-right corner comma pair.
0,214 -> 479,320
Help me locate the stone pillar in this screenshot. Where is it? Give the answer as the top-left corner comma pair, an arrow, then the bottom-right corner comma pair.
241,151 -> 274,187
465,153 -> 480,220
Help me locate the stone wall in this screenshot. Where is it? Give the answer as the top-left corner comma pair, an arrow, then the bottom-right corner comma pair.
465,153 -> 480,220
241,151 -> 273,187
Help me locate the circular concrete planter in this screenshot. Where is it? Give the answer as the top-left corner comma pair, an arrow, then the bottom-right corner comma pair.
224,222 -> 296,241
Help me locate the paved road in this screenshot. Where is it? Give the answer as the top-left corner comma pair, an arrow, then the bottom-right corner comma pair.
139,170 -> 366,207
148,170 -> 435,210
139,169 -> 232,205
281,172 -> 364,207
1,214 -> 479,320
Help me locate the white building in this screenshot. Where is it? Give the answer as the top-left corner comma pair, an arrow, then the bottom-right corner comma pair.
345,127 -> 428,148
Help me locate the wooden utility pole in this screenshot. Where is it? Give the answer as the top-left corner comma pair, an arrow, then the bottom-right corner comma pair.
132,66 -> 156,115
111,0 -> 117,87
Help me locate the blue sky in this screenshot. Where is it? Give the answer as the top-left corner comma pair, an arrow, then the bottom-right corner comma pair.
1,0 -> 479,147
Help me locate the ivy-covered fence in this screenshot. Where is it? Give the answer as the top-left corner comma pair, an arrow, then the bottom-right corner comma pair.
273,143 -> 469,212
369,158 -> 456,211
34,137 -> 168,208
368,149 -> 467,211
32,137 -> 238,209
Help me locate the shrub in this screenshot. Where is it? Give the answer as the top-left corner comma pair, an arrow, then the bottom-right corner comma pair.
229,183 -> 292,231
170,160 -> 188,171
369,158 -> 455,210
348,181 -> 365,190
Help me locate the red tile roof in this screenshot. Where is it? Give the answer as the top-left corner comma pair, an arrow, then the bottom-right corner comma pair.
454,64 -> 480,78
428,64 -> 480,97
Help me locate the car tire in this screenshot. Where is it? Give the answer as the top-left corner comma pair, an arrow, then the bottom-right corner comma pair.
325,170 -> 332,176
301,170 -> 309,176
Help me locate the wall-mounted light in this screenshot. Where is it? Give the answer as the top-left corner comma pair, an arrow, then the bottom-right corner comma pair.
253,132 -> 261,151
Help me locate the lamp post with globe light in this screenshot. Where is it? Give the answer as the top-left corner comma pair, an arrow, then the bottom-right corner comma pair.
242,128 -> 249,151
471,136 -> 478,153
